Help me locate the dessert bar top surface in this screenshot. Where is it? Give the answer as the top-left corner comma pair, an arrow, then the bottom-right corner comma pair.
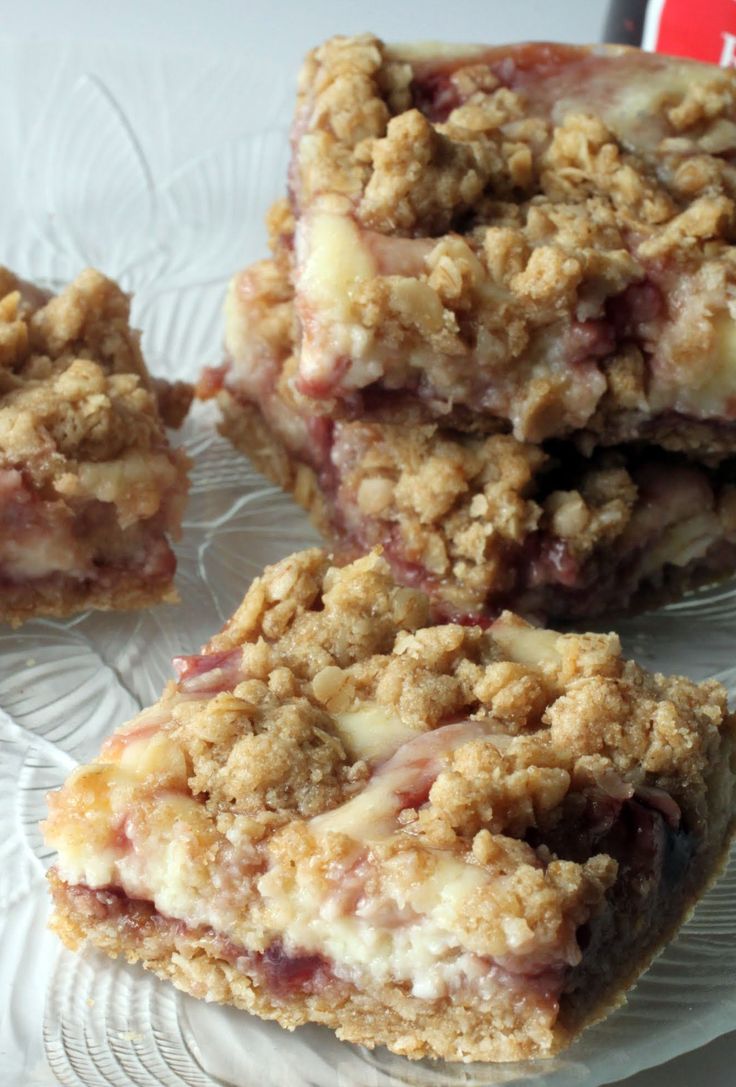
0,266 -> 193,519
289,36 -> 736,443
46,548 -> 733,948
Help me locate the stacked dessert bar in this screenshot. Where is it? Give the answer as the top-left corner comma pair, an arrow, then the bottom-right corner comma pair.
206,36 -> 736,621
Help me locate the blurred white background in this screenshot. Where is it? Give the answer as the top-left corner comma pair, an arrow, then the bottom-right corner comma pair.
5,1 -> 735,1084
10,0 -> 609,62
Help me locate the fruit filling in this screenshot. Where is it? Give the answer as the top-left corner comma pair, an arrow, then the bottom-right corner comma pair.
0,464 -> 182,589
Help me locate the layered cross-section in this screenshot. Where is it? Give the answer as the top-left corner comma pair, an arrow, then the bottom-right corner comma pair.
45,550 -> 736,1062
0,267 -> 191,624
287,36 -> 736,452
209,231 -> 736,621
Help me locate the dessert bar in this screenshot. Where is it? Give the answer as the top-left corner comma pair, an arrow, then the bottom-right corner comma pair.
288,36 -> 736,453
45,549 -> 736,1062
0,267 -> 191,624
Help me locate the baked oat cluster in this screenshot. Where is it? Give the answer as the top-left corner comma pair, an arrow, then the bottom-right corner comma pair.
206,36 -> 736,621
44,550 -> 736,1062
0,267 -> 191,624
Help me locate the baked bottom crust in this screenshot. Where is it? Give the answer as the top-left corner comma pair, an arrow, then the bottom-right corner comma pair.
45,549 -> 736,1062
218,392 -> 330,533
48,831 -> 734,1063
47,876 -> 564,1062
0,561 -> 179,627
0,268 -> 190,624
287,37 -> 736,450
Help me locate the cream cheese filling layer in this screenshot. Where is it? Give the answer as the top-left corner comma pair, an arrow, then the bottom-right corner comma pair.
49,702 -> 575,1003
258,720 -> 537,999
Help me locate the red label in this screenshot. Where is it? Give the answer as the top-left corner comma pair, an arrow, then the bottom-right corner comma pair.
643,0 -> 736,66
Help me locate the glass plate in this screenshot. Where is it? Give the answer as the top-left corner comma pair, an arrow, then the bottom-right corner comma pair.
2,34 -> 736,1087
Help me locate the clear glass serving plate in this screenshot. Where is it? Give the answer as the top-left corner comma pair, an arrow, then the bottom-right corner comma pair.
2,34 -> 736,1087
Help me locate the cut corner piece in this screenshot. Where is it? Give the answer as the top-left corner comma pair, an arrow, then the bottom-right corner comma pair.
0,266 -> 191,626
44,547 -> 736,1063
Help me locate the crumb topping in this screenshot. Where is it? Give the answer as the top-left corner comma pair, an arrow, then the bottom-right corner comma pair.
0,269 -> 173,471
330,420 -> 643,613
0,357 -> 160,464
